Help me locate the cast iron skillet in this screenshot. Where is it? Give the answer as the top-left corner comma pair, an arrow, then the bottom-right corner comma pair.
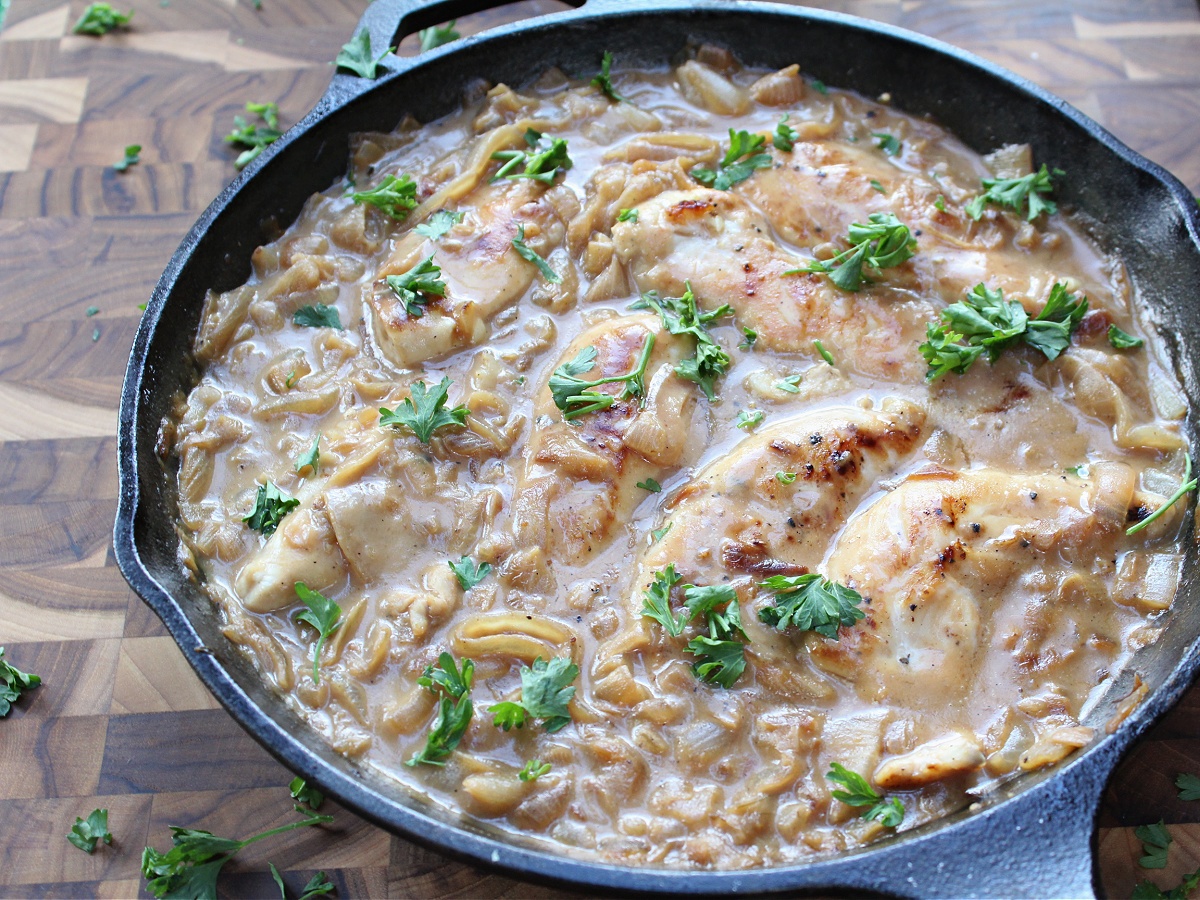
115,0 -> 1200,895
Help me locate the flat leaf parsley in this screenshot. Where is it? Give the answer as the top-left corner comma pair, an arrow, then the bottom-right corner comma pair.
826,762 -> 905,827
293,583 -> 341,684
113,144 -> 141,172
491,128 -> 573,185
448,556 -> 491,591
789,212 -> 916,292
408,653 -> 474,767
591,51 -> 626,103
379,377 -> 468,443
418,20 -> 459,52
243,481 -> 299,536
489,656 -> 579,733
965,164 -> 1061,221
632,282 -> 732,400
549,337 -> 655,421
73,3 -> 132,35
385,254 -> 447,318
692,128 -> 773,191
224,102 -> 282,170
0,647 -> 41,716
352,173 -> 418,220
512,224 -> 561,283
68,808 -> 113,854
336,29 -> 393,79
758,574 -> 865,639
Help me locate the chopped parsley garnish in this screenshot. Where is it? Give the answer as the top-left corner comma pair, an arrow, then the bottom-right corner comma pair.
591,51 -> 626,102
519,759 -> 552,782
788,212 -> 916,291
692,128 -> 773,191
243,481 -> 299,536
418,20 -> 459,52
549,338 -> 655,421
73,3 -> 132,35
826,762 -> 905,827
224,102 -> 283,170
335,29 -> 393,79
448,556 -> 492,591
814,339 -> 835,365
919,282 -> 1088,380
297,872 -> 336,900
641,565 -> 687,636
1138,820 -> 1172,869
385,254 -> 447,318
114,144 -> 141,172
739,326 -> 757,349
683,584 -> 748,688
637,478 -> 662,493
632,282 -> 732,400
775,472 -> 797,484
1133,870 -> 1200,900
1127,452 -> 1197,536
870,179 -> 886,194
512,224 -> 561,283
1177,773 -> 1200,801
68,808 -> 112,854
811,78 -> 828,94
352,173 -> 418,220
617,208 -> 638,223
409,653 -> 474,767
289,777 -> 324,811
736,409 -> 764,430
379,376 -> 468,443
651,523 -> 673,542
142,812 -> 331,898
758,573 -> 865,639
415,209 -> 464,240
491,128 -> 573,185
872,132 -> 901,156
0,647 -> 40,717
295,434 -> 320,475
776,374 -> 802,394
773,114 -> 799,152
488,656 -> 579,733
965,164 -> 1061,221
293,583 -> 341,685
1109,324 -> 1144,349
934,194 -> 946,212
293,303 -> 342,329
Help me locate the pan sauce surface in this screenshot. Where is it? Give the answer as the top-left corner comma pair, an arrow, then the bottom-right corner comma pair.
168,56 -> 1191,868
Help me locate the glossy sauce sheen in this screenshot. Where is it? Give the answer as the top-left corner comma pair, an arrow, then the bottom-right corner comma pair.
169,56 -> 1190,868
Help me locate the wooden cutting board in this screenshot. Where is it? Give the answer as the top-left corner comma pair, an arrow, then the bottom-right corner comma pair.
1,0 -> 1197,896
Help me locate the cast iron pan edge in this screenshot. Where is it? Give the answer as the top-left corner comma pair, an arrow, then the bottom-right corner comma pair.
114,0 -> 1200,896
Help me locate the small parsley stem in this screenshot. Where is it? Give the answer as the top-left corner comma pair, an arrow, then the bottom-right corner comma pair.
1127,452 -> 1197,536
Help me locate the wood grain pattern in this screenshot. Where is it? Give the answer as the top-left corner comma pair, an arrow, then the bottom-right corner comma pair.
0,0 -> 1197,896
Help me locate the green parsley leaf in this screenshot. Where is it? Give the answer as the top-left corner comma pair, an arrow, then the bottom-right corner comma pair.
1128,451 -> 1198,536
295,434 -> 320,475
243,482 -> 299,536
352,173 -> 418,220
488,657 -> 579,733
736,409 -> 764,430
293,303 -> 343,329
758,573 -> 865,639
0,647 -> 41,717
408,655 -> 475,767
934,194 -> 946,212
269,862 -> 285,898
692,128 -> 773,191
641,565 -> 687,637
616,208 -> 638,223
418,652 -> 474,699
415,209 -> 464,240
1024,282 -> 1089,360
418,20 -> 459,52
224,102 -> 281,170
776,472 -> 797,484
637,478 -> 662,493
826,762 -> 905,827
488,701 -> 527,732
966,163 -> 1061,221
682,584 -> 748,688
293,583 -> 341,684
633,282 -> 732,400
814,339 -> 835,365
918,321 -> 986,380
870,178 -> 886,194
686,635 -> 746,688
335,29 -> 393,79
773,114 -> 799,152
739,326 -> 757,349
549,336 -> 655,421
872,132 -> 901,156
68,808 -> 112,854
1137,820 -> 1173,869
491,128 -> 573,185
1109,324 -> 1144,349
113,144 -> 141,172
512,223 -> 561,283
776,374 -> 802,394
298,871 -> 336,900
811,78 -> 828,94
865,797 -> 906,828
379,376 -> 468,443
385,254 -> 447,318
73,3 -> 132,35
141,813 -> 332,900
591,51 -> 626,102
289,776 -> 324,811
448,556 -> 491,591
789,212 -> 916,291
1177,772 -> 1200,802
651,523 -> 673,542
519,759 -> 552,782
1132,869 -> 1200,900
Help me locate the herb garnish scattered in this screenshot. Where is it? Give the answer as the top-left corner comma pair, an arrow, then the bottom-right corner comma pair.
826,763 -> 905,827
934,194 -> 946,212
811,78 -> 828,94
1127,452 -> 1197,536
774,114 -> 799,152
352,173 -> 417,220
408,653 -> 474,767
641,565 -> 687,635
1109,324 -> 1144,349
616,208 -> 638,223
114,144 -> 141,172
297,872 -> 336,900
776,374 -> 802,394
385,254 -> 447,318
814,339 -> 835,365
293,583 -> 341,684
418,20 -> 459,52
549,338 -> 655,421
1132,870 -> 1200,900
491,128 -> 573,184
243,481 -> 299,536
295,434 -> 320,475
788,213 -> 916,291
289,777 -> 324,811
736,409 -> 764,430
512,224 -> 561,283
73,3 -> 132,35
869,178 -> 886,194
637,478 -> 662,493
335,29 -> 393,79
415,209 -> 464,240
68,808 -> 112,854
775,472 -> 797,485
519,759 -> 552,782
449,556 -> 492,591
293,303 -> 342,329
692,128 -> 773,191
683,584 -> 748,688
379,377 -> 468,443
872,132 -> 901,156
758,574 -> 865,639
0,647 -> 40,717
591,51 -> 626,102
632,283 -> 732,400
965,164 -> 1061,221
1177,772 -> 1200,801
489,656 -> 579,733
739,326 -> 757,349
651,523 -> 673,543
224,102 -> 282,170
1138,820 -> 1172,869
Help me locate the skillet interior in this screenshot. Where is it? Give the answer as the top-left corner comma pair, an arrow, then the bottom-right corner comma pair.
116,1 -> 1200,895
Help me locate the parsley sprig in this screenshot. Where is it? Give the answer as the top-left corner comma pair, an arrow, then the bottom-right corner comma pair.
826,763 -> 905,827
224,102 -> 282,170
289,777 -> 324,812
1127,452 -> 1197,536
1133,870 -> 1200,900
758,574 -> 865,639
591,51 -> 626,102
639,570 -> 748,687
379,377 -> 468,443
549,337 -> 655,421
1138,820 -> 1172,869
640,564 -> 687,636
73,3 -> 132,35
489,656 -> 579,733
0,647 -> 40,716
68,808 -> 112,854
491,128 -> 573,184
352,173 -> 418,220
632,282 -> 732,400
408,653 -> 474,767
789,213 -> 915,291
385,254 -> 447,318
692,128 -> 773,191
519,759 -> 552,782
512,224 -> 561,284
774,114 -> 799,152
448,556 -> 492,591
293,304 -> 342,329
243,481 -> 299,536
966,164 -> 1061,221
293,583 -> 341,685
415,209 -> 464,240
335,29 -> 393,79
418,20 -> 459,52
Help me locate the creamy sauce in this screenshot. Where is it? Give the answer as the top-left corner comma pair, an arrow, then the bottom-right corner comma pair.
168,54 -> 1190,868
